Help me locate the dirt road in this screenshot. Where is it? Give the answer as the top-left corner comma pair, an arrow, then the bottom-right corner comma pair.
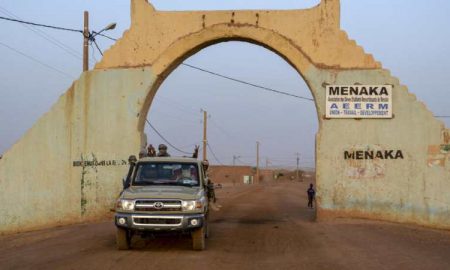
1,181 -> 450,270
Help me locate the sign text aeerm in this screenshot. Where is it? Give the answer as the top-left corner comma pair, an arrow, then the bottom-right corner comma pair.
326,85 -> 392,118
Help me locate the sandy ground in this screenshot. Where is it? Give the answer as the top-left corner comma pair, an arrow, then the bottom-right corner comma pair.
1,180 -> 450,270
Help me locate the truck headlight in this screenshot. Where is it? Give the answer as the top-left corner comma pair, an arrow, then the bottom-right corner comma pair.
182,198 -> 205,211
116,199 -> 135,211
182,200 -> 196,211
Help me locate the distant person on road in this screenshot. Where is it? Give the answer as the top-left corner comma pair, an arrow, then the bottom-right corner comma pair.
157,144 -> 170,157
307,183 -> 316,208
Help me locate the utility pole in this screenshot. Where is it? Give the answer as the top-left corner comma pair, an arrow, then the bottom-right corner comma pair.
202,110 -> 208,161
256,141 -> 260,184
82,13 -> 116,72
296,152 -> 300,180
265,158 -> 269,169
83,11 -> 89,72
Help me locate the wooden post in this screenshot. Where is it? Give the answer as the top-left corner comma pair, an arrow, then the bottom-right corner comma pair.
256,141 -> 260,184
83,11 -> 89,72
202,110 -> 207,161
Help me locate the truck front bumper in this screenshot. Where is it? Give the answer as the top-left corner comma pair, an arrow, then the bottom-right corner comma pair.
115,212 -> 205,231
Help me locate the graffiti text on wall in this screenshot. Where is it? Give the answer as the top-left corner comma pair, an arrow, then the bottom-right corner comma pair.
73,160 -> 128,167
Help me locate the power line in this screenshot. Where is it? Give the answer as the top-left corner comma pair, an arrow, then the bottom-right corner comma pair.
0,9 -> 114,65
235,156 -> 251,166
0,15 -> 82,33
207,143 -> 224,165
0,41 -> 74,79
209,117 -> 243,142
145,118 -> 192,155
0,7 -> 84,62
0,12 -> 447,112
151,109 -> 201,125
435,116 -> 450,118
92,39 -> 103,56
92,31 -> 117,41
90,43 -> 97,63
155,95 -> 200,115
179,142 -> 202,149
181,63 -> 314,102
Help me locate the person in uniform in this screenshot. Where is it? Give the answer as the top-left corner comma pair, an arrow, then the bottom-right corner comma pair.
147,144 -> 156,157
157,144 -> 170,157
139,149 -> 148,159
192,145 -> 200,159
207,179 -> 216,203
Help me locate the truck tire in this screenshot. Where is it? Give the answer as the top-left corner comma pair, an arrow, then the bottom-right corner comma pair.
191,225 -> 206,251
116,227 -> 131,250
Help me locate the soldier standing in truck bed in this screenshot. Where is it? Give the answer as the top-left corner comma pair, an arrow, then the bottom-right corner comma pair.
147,144 -> 156,157
139,149 -> 148,159
157,144 -> 170,157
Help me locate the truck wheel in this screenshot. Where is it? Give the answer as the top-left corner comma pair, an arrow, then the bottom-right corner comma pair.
191,226 -> 206,251
116,227 -> 132,250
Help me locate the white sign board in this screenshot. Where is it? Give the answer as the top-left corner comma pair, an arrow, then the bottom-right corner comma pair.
325,85 -> 392,118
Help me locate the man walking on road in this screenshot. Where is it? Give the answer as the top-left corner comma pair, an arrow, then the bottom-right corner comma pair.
307,183 -> 316,208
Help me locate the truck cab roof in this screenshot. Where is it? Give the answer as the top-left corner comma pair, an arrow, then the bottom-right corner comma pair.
138,157 -> 200,163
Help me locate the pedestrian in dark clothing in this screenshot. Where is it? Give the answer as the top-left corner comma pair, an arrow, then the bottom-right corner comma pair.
307,183 -> 316,208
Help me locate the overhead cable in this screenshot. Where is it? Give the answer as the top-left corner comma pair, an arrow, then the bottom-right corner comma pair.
235,156 -> 251,166
145,118 -> 193,155
92,39 -> 104,56
0,7 -> 84,62
90,43 -> 98,64
181,63 -> 314,102
92,31 -> 117,41
0,41 -> 74,79
0,15 -> 82,33
207,143 -> 224,165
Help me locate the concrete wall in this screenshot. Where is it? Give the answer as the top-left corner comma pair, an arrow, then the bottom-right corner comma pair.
0,68 -> 156,233
0,0 -> 449,233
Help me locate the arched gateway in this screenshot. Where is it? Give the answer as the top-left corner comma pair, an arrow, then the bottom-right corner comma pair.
0,0 -> 449,233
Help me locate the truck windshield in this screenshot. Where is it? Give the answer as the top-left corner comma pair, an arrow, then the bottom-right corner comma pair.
133,162 -> 200,187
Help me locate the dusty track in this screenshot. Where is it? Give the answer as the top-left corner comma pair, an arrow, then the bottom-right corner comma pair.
1,181 -> 449,270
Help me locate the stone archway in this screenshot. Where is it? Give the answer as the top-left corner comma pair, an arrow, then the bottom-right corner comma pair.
0,0 -> 449,234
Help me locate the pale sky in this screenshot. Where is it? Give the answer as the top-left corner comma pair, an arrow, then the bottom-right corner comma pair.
0,1 -> 449,168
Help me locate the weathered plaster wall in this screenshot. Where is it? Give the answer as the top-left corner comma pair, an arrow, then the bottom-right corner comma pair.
0,0 -> 449,234
310,68 -> 450,228
0,68 -> 156,233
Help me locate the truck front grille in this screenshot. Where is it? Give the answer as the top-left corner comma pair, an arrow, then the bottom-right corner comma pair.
132,215 -> 183,226
135,200 -> 182,212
